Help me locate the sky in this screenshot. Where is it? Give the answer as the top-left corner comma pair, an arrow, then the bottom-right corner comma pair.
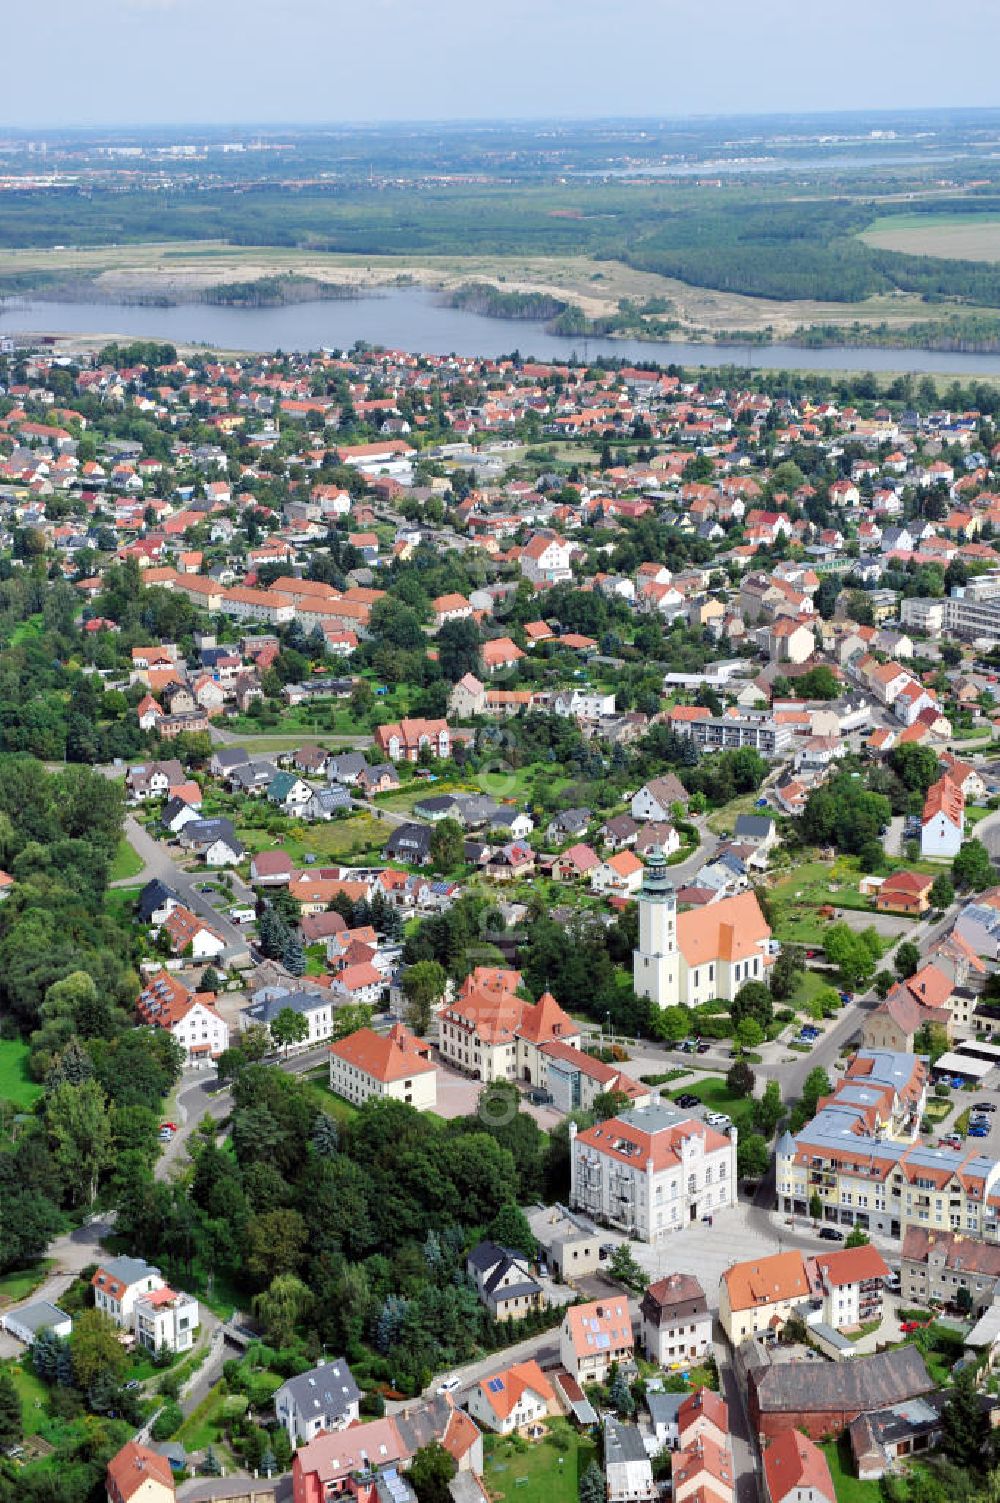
4,0 -> 999,128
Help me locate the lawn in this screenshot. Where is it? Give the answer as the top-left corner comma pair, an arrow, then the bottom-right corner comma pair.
176,1379 -> 229,1450
0,1260 -> 53,1307
484,1419 -> 596,1503
668,1074 -> 754,1134
0,1040 -> 43,1108
822,1437 -> 883,1503
706,792 -> 762,838
236,812 -> 387,865
786,969 -> 834,1014
300,1068 -> 360,1125
109,838 -> 144,883
7,1362 -> 52,1437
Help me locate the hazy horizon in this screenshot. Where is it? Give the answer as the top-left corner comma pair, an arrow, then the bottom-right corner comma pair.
5,0 -> 999,130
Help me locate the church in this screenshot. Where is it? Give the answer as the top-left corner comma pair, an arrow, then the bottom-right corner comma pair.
633,847 -> 773,1008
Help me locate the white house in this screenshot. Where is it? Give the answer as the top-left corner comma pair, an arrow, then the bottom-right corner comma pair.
520,531 -> 574,585
241,987 -> 337,1050
274,1359 -> 361,1446
466,1360 -> 556,1435
133,1287 -> 199,1355
921,773 -> 965,859
92,1257 -> 165,1328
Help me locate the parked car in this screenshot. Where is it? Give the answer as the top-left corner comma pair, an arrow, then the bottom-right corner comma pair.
436,1376 -> 461,1396
969,1125 -> 990,1138
695,1042 -> 711,1054
676,1093 -> 701,1109
974,1102 -> 998,1113
818,1227 -> 844,1242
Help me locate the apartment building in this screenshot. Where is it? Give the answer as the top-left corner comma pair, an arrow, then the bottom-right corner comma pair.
900,1227 -> 1000,1314
775,1050 -> 1000,1242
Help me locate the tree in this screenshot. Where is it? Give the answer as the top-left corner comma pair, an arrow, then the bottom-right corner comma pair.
609,1366 -> 636,1418
895,941 -> 922,980
930,873 -> 955,909
726,1059 -> 756,1098
437,618 -> 482,683
823,922 -> 880,990
737,1133 -> 769,1181
45,1078 -> 112,1204
487,1203 -> 537,1260
401,960 -> 447,1034
70,1309 -> 127,1391
253,1273 -> 315,1347
768,948 -> 803,1002
942,1365 -> 989,1468
845,1224 -> 870,1248
735,1018 -> 764,1050
282,935 -> 306,977
408,1441 -> 457,1503
269,1006 -> 309,1054
580,1461 -> 605,1503
151,1401 -> 183,1441
873,970 -> 895,999
430,818 -> 465,873
954,839 -> 995,892
312,1112 -> 340,1159
754,1080 -> 783,1139
0,1370 -> 22,1449
593,1088 -> 631,1122
793,1067 -> 834,1132
608,1243 -> 646,1292
246,1209 -> 308,1284
809,1191 -> 823,1221
731,981 -> 773,1030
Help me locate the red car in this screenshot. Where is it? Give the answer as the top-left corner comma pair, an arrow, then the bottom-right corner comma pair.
160,1122 -> 178,1133
900,1320 -> 928,1334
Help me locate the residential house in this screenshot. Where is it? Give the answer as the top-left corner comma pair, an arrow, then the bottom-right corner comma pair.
560,1298 -> 635,1383
719,1251 -> 812,1345
763,1429 -> 836,1503
133,1286 -> 199,1355
591,850 -> 645,898
135,970 -> 229,1062
92,1256 -> 165,1328
176,817 -> 245,866
466,1243 -> 545,1322
900,1227 -> 1000,1314
921,773 -> 965,859
385,822 -> 433,866
242,986 -> 338,1049
438,970 -> 579,1085
374,718 -> 451,763
160,906 -> 226,961
467,1361 -> 556,1436
106,1444 -> 176,1503
640,1273 -> 712,1366
274,1358 -> 361,1446
631,775 -> 689,822
875,871 -> 934,916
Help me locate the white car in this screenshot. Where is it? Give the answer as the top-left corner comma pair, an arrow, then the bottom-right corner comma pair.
436,1376 -> 461,1396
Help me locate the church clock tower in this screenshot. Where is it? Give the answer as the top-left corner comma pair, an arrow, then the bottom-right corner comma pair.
633,846 -> 679,1008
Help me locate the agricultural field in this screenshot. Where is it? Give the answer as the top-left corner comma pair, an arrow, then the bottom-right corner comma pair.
861,213 -> 1000,262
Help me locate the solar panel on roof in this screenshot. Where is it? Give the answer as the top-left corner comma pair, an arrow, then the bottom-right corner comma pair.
487,1377 -> 505,1392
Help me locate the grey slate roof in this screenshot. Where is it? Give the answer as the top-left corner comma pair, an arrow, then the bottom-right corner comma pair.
137,879 -> 180,923
5,1300 -> 71,1334
279,1358 -> 360,1421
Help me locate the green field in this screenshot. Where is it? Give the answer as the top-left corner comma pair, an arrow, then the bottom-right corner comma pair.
0,1040 -> 42,1108
668,1074 -> 754,1134
0,1261 -> 53,1308
109,838 -> 144,883
7,1362 -> 53,1437
236,812 -> 387,864
484,1420 -> 596,1503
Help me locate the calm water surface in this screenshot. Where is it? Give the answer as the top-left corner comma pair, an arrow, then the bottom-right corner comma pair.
3,286 -> 1000,375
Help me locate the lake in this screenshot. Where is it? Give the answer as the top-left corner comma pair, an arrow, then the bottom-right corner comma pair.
4,285 -> 1000,375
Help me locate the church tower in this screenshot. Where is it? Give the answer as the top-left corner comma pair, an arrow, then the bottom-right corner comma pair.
633,846 -> 680,1007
